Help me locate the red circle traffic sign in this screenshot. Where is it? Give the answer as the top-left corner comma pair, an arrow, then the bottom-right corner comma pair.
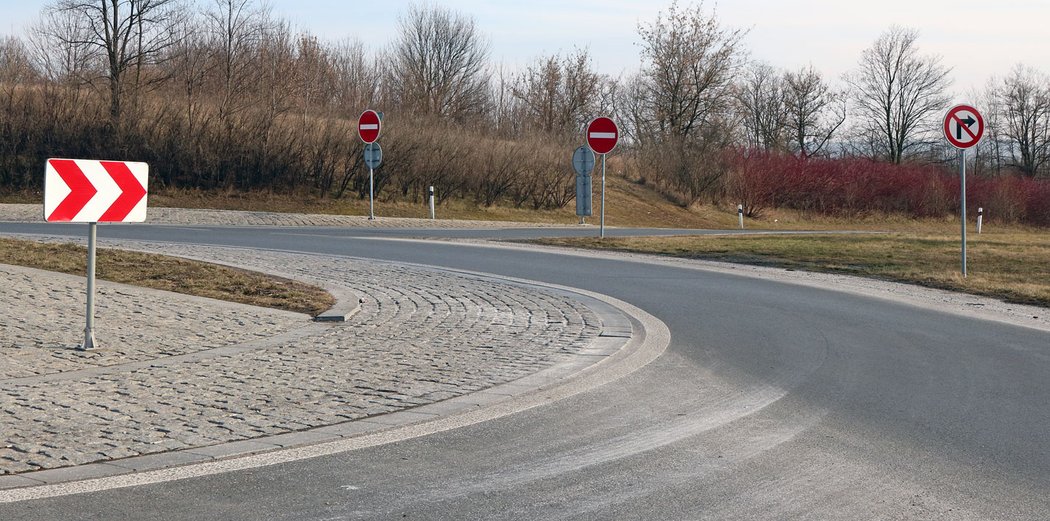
943,104 -> 983,149
358,110 -> 382,144
587,117 -> 619,155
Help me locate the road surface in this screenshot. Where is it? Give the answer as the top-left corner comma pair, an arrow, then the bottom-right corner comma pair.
1,222 -> 1048,520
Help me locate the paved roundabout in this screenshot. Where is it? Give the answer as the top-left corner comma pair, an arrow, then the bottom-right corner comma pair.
1,240 -> 657,491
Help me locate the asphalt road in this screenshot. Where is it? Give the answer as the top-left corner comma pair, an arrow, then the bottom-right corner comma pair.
2,222 -> 1049,520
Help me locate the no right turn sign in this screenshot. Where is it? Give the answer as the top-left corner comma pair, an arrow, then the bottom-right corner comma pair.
943,105 -> 984,149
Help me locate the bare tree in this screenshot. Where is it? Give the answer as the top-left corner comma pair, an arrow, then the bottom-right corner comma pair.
974,79 -> 1006,176
488,63 -> 520,137
28,6 -> 94,90
155,12 -> 211,187
41,0 -> 185,125
848,26 -> 951,164
613,73 -> 648,146
560,50 -> 602,130
254,19 -> 297,127
517,55 -> 560,133
784,65 -> 845,157
328,38 -> 381,118
295,34 -> 334,127
25,7 -> 97,163
636,0 -> 745,141
996,64 -> 1050,177
166,13 -> 210,122
735,62 -> 788,151
206,0 -> 264,127
0,37 -> 40,188
632,1 -> 744,205
513,48 -> 601,137
391,4 -> 490,121
0,37 -> 38,98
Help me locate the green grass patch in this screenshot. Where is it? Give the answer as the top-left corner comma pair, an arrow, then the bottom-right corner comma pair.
535,230 -> 1050,308
0,238 -> 335,316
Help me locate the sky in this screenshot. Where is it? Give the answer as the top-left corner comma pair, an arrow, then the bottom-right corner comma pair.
3,0 -> 1048,99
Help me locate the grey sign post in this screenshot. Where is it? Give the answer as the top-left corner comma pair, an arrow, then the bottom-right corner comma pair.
586,117 -> 618,238
943,104 -> 984,277
84,222 -> 97,349
573,146 -> 595,222
364,142 -> 382,220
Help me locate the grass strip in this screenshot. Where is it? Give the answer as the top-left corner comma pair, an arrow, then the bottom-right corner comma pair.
0,238 -> 334,316
535,231 -> 1050,308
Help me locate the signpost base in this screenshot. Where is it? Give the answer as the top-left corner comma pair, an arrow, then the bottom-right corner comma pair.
81,330 -> 97,351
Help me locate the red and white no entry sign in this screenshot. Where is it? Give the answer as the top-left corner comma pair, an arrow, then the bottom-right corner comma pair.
358,110 -> 382,144
943,104 -> 984,149
587,117 -> 619,155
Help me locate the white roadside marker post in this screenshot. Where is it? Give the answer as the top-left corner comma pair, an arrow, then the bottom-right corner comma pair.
429,186 -> 436,220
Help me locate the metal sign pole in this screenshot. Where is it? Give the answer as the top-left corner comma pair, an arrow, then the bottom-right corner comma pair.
600,153 -> 606,239
369,167 -> 375,220
81,222 -> 98,350
960,148 -> 967,278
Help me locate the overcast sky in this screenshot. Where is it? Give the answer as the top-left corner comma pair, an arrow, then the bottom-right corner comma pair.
3,0 -> 1048,99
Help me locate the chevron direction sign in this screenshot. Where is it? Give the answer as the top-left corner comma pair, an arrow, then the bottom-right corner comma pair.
44,159 -> 148,222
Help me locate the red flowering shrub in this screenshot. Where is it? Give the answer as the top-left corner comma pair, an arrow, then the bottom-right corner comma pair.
728,149 -> 1050,226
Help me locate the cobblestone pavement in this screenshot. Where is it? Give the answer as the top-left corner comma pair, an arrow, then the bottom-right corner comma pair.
0,241 -> 601,476
0,203 -> 568,228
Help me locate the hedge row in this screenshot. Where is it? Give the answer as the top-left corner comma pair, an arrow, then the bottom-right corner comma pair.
728,150 -> 1050,225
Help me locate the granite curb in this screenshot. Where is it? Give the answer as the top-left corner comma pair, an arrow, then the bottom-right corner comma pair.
0,203 -> 575,229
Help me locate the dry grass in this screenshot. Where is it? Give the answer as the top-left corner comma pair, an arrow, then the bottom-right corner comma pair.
142,182 -> 990,232
145,179 -> 740,228
0,238 -> 335,316
536,228 -> 1050,308
3,174 -> 982,231
8,173 -> 1050,309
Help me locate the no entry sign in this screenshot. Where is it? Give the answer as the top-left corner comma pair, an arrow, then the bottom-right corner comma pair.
358,110 -> 382,144
943,105 -> 984,149
587,117 -> 619,155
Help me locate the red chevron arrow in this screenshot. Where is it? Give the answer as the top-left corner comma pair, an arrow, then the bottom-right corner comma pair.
47,159 -> 97,222
98,161 -> 147,221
